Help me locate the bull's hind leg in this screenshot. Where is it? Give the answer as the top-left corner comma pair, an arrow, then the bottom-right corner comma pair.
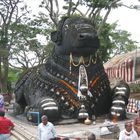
13,102 -> 24,115
110,79 -> 130,120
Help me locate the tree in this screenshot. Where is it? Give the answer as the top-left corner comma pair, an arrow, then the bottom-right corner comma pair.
9,20 -> 53,70
99,22 -> 137,62
0,0 -> 55,92
0,0 -> 29,93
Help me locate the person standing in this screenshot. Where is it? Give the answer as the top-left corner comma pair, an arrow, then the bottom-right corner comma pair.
0,110 -> 15,140
134,109 -> 140,136
0,94 -> 4,111
38,115 -> 56,140
119,121 -> 138,140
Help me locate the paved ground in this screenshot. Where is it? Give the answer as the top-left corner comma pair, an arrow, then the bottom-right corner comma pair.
54,113 -> 138,139
5,100 -> 140,139
7,108 -> 138,139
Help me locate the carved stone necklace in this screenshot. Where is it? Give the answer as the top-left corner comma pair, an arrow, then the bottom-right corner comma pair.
69,52 -> 97,74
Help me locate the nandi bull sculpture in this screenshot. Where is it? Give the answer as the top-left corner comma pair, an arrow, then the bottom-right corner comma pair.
14,16 -> 130,123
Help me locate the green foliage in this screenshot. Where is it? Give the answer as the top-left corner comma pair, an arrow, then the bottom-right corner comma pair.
0,49 -> 9,57
99,23 -> 114,62
8,68 -> 22,92
9,16 -> 54,68
129,83 -> 140,93
8,68 -> 20,83
82,0 -> 120,9
99,22 -> 137,62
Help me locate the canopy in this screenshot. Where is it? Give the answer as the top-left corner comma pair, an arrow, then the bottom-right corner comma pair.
104,49 -> 140,83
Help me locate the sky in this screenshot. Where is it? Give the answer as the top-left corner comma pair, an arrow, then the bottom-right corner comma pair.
24,0 -> 140,46
107,0 -> 140,46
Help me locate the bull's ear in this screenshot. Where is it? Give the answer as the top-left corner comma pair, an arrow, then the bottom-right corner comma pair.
51,31 -> 62,45
51,31 -> 58,42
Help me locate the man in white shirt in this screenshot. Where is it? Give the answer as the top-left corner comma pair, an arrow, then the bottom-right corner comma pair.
119,121 -> 138,140
38,115 -> 56,140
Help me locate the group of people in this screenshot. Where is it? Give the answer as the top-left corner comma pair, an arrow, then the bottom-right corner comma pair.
1,108 -> 140,140
0,98 -> 96,140
37,111 -> 140,140
38,115 -> 96,140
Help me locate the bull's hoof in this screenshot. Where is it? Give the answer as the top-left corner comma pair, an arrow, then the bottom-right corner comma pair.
110,106 -> 126,121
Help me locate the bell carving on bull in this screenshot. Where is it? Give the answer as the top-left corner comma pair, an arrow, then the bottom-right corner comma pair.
77,65 -> 89,99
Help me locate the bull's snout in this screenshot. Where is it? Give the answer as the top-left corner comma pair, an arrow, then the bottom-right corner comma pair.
78,33 -> 96,40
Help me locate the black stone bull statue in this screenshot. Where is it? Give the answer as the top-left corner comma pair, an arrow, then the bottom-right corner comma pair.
13,16 -> 130,123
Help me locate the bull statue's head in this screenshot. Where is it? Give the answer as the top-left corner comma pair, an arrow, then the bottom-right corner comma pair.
51,16 -> 100,56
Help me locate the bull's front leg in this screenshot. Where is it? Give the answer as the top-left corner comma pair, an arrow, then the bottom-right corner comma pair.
26,97 -> 60,122
110,80 -> 130,120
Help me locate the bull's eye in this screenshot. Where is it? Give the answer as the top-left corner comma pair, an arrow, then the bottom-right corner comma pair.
64,24 -> 69,30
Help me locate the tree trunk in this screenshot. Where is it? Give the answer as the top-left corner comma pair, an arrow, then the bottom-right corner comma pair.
1,56 -> 9,93
0,55 -> 9,94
